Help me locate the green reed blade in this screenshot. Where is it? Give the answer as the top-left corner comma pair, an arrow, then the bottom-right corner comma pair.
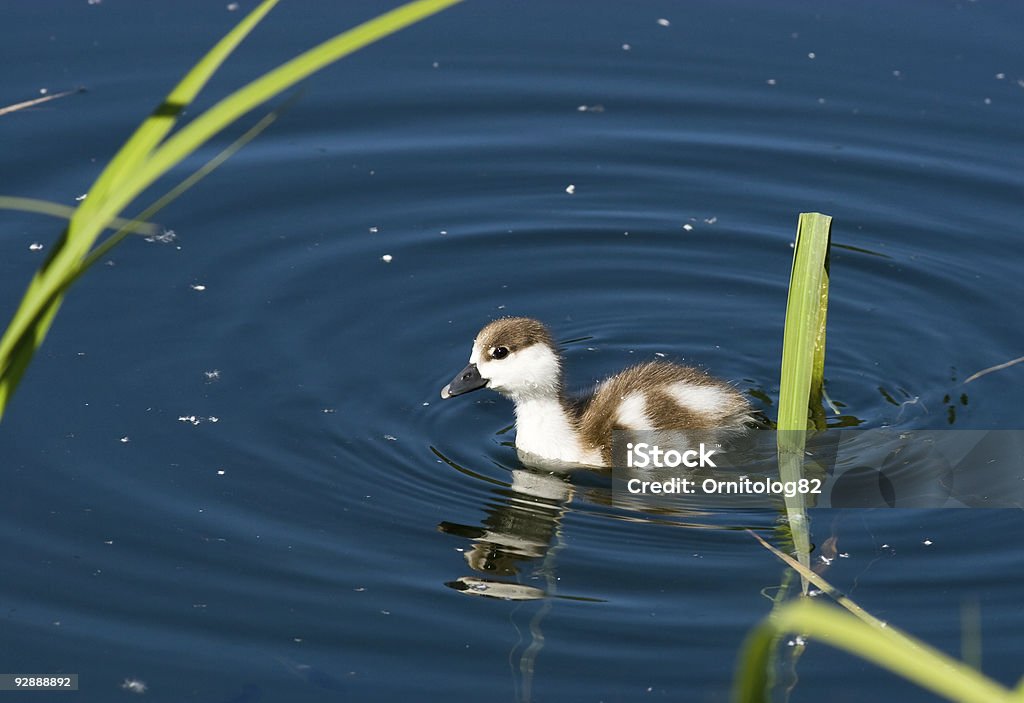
776,212 -> 832,584
732,600 -> 1015,703
0,197 -> 157,235
0,0 -> 462,422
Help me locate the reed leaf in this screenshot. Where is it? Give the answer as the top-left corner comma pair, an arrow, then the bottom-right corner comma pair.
0,0 -> 462,421
776,212 -> 832,582
732,600 -> 1016,703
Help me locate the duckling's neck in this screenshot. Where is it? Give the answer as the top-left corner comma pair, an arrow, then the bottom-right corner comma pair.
510,391 -> 601,466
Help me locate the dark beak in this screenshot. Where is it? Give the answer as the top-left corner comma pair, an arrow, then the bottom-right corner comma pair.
441,363 -> 487,399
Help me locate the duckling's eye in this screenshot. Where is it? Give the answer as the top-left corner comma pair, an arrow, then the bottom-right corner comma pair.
491,346 -> 509,360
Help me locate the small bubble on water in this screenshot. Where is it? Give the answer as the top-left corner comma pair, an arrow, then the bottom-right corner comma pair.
622,43 -> 631,51
381,254 -> 393,263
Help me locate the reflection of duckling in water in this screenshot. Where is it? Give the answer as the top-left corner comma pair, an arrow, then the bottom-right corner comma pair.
441,317 -> 754,467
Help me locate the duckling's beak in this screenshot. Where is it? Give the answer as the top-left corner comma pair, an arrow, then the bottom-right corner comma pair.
441,363 -> 487,399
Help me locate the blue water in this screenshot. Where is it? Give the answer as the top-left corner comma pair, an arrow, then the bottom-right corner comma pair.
2,1 -> 1023,701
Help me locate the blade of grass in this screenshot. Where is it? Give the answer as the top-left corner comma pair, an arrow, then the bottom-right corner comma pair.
0,0 -> 461,421
0,0 -> 279,382
776,212 -> 832,586
732,600 -> 1015,703
0,89 -> 81,117
0,197 -> 157,235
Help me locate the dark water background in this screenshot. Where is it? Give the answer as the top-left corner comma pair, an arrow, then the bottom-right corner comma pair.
2,1 -> 1022,701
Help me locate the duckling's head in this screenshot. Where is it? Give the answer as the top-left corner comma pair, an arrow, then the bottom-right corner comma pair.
441,317 -> 561,401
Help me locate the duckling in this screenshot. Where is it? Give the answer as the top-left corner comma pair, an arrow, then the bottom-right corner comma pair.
440,317 -> 753,467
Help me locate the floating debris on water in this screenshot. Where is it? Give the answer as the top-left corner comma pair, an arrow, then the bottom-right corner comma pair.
120,679 -> 146,694
922,539 -> 933,546
766,78 -> 777,86
381,254 -> 393,263
682,223 -> 693,231
204,369 -> 221,381
120,436 -> 130,443
384,434 -> 397,441
29,242 -> 44,251
656,18 -> 670,27
178,415 -> 219,426
622,43 -> 631,51
368,226 -> 379,233
145,229 -> 177,244
226,2 -> 239,10
576,104 -> 605,113
190,283 -> 206,291
75,193 -> 88,201
565,184 -> 576,194
216,469 -> 226,475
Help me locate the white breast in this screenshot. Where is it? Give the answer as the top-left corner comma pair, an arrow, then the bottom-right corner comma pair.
513,397 -> 603,466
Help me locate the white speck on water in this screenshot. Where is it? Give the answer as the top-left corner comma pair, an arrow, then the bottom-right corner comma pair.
226,2 -> 239,10
432,61 -> 440,68
818,97 -> 827,104
881,543 -> 890,548
922,539 -> 933,546
656,18 -> 670,27
819,555 -> 833,565
565,184 -> 576,194
354,587 -> 366,592
178,415 -> 201,426
380,609 -> 391,615
104,540 -> 113,545
682,223 -> 693,231
576,104 -> 605,113
368,226 -> 379,233
381,254 -> 393,263
587,347 -> 596,351
86,0 -> 101,5
807,52 -> 816,59
422,402 -> 430,406
983,97 -> 992,105
766,78 -> 777,86
622,43 -> 631,51
787,636 -> 807,647
384,434 -> 397,441
216,469 -> 226,475
995,72 -> 1005,80
190,284 -> 206,291
654,352 -> 666,358
322,408 -> 336,414
809,589 -> 824,597
204,369 -> 220,381
208,416 -> 219,423
29,242 -> 44,251
120,436 -> 130,443
497,304 -> 506,309
703,216 -> 717,224
145,229 -> 177,244
439,230 -> 448,236
892,69 -> 902,78
75,192 -> 88,201
39,87 -> 49,95
839,552 -> 850,558
120,679 -> 146,694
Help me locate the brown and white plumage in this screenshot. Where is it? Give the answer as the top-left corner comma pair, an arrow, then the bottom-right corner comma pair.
441,317 -> 753,467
